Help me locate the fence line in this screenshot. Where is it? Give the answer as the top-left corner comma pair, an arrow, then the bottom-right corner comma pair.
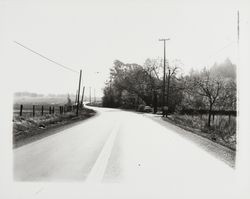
179,109 -> 236,116
179,109 -> 236,124
15,104 -> 78,117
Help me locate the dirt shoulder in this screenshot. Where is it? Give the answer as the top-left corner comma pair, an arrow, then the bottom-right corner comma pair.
164,115 -> 236,151
143,113 -> 236,168
13,108 -> 96,148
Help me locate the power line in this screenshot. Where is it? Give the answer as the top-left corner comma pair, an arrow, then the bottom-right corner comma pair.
13,41 -> 78,74
203,40 -> 237,64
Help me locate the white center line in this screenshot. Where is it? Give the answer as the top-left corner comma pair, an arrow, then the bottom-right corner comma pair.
86,122 -> 120,183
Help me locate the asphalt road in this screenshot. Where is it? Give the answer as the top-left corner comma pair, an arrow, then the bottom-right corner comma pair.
13,106 -> 237,196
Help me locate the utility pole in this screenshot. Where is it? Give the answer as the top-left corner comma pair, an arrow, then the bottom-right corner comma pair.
237,10 -> 240,96
237,10 -> 239,46
81,86 -> 85,107
94,88 -> 96,103
166,68 -> 171,114
75,90 -> 78,104
159,38 -> 170,116
89,87 -> 92,104
76,69 -> 82,116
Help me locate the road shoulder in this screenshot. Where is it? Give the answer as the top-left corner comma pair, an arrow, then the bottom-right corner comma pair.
143,113 -> 236,168
13,110 -> 97,148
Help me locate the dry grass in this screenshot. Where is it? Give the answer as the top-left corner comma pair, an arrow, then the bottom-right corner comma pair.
169,114 -> 236,150
13,108 -> 95,144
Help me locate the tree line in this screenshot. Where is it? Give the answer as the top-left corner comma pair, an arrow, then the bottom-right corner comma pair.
102,58 -> 236,127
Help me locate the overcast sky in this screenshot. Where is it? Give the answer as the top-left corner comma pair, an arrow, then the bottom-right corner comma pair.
1,0 -> 240,97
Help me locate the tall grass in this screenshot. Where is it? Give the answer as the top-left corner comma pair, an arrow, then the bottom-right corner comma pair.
171,114 -> 236,145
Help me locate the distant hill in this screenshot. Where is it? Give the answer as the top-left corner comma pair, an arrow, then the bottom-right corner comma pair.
13,92 -> 102,105
14,92 -> 74,98
14,92 -> 44,97
13,92 -> 76,105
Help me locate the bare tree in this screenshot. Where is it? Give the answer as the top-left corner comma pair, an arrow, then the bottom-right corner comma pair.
187,69 -> 224,127
215,79 -> 236,111
143,58 -> 183,113
165,60 -> 181,110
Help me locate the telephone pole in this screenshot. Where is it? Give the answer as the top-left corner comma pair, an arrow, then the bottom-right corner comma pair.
76,69 -> 82,116
94,88 -> 96,103
237,10 -> 239,46
159,38 -> 170,116
81,86 -> 85,107
89,87 -> 92,104
75,90 -> 78,104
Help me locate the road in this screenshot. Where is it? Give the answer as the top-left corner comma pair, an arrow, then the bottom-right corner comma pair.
13,106 -> 237,197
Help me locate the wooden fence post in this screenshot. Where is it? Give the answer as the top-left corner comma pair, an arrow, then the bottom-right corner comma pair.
52,106 -> 55,114
49,106 -> 51,114
19,104 -> 23,116
41,106 -> 44,116
229,114 -> 231,124
33,105 -> 35,117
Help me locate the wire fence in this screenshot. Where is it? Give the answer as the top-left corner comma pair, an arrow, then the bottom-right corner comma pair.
13,104 -> 77,118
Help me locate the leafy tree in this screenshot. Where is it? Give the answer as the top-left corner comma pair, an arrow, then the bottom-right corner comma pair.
110,60 -> 154,106
102,80 -> 121,108
102,58 -> 184,112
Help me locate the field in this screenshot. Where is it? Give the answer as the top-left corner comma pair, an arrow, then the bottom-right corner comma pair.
13,94 -> 78,116
12,95 -> 95,147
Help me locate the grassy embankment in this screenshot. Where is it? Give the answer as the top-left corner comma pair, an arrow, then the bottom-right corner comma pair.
13,95 -> 96,147
165,113 -> 236,150
13,108 -> 95,147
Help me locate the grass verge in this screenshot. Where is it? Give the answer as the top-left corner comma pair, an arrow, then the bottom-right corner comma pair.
164,114 -> 236,151
13,108 -> 96,148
